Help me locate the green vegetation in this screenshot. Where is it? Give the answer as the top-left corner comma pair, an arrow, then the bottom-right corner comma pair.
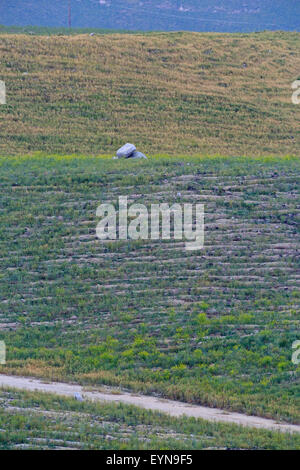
0,154 -> 299,424
0,30 -> 299,448
1,388 -> 299,450
0,31 -> 299,157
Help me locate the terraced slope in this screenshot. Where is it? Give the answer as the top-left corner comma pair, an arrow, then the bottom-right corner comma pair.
1,388 -> 300,450
0,31 -> 299,156
0,154 -> 299,423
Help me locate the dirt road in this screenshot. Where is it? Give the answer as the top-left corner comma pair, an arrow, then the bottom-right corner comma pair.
0,374 -> 299,433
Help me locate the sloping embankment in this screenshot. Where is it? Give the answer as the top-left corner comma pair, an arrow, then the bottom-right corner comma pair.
0,374 -> 299,434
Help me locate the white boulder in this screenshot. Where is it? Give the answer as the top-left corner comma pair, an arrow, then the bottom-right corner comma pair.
116,143 -> 136,158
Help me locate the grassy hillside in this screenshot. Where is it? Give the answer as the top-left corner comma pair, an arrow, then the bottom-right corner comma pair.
1,388 -> 299,450
0,31 -> 299,157
0,154 -> 299,424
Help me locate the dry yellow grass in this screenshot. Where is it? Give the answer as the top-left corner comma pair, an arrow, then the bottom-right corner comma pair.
0,30 -> 299,155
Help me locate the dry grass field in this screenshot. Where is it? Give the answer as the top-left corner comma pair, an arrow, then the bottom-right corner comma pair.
0,31 -> 299,156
